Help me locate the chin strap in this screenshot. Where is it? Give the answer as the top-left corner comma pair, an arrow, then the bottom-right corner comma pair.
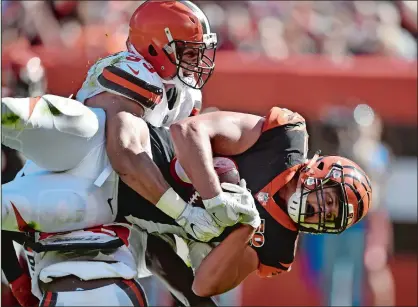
305,150 -> 321,170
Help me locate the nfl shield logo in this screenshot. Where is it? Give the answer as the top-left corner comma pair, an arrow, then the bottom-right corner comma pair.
257,192 -> 269,206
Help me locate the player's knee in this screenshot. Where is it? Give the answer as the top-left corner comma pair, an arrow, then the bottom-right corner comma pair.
2,95 -> 101,138
40,95 -> 100,138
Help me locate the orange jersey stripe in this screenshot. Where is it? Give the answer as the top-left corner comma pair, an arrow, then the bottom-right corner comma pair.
42,292 -> 53,307
101,68 -> 161,103
122,280 -> 146,307
255,164 -> 300,231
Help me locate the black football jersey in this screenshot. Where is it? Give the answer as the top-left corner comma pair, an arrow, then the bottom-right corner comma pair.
116,108 -> 309,277
209,107 -> 308,277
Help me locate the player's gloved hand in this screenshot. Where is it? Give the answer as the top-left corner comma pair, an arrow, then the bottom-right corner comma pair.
9,273 -> 39,307
176,204 -> 224,242
202,179 -> 261,229
156,188 -> 224,242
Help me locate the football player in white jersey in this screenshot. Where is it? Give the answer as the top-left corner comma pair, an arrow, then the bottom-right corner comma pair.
0,1 -> 235,306
2,0 -> 222,240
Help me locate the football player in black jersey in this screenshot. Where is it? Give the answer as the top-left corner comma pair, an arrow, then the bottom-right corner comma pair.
107,105 -> 372,297
168,107 -> 372,296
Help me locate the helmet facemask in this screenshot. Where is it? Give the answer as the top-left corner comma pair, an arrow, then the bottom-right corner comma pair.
288,163 -> 355,234
163,28 -> 217,90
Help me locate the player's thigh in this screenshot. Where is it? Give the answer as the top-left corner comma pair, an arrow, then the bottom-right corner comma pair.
2,95 -> 107,172
39,276 -> 147,306
2,173 -> 114,233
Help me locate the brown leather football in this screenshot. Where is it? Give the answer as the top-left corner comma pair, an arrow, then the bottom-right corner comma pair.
213,157 -> 240,185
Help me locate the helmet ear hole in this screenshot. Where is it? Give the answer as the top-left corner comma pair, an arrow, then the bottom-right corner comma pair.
317,162 -> 325,170
148,45 -> 158,56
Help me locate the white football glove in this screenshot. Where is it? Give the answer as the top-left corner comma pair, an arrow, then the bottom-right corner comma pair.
156,188 -> 225,242
175,204 -> 225,242
202,179 -> 261,229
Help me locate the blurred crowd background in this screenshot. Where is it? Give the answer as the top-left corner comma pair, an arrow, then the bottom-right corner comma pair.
1,0 -> 417,58
1,1 -> 417,306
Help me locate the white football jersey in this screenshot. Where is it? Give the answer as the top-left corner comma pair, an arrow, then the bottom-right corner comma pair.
76,51 -> 168,127
163,81 -> 202,125
25,223 -> 149,299
76,50 -> 201,127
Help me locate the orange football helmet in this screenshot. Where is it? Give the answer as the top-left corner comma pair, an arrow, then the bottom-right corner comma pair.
287,153 -> 372,234
127,0 -> 217,89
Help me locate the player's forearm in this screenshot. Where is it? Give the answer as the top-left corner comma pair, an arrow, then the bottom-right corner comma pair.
106,115 -> 169,205
192,225 -> 258,297
115,148 -> 191,219
117,149 -> 170,205
170,120 -> 222,200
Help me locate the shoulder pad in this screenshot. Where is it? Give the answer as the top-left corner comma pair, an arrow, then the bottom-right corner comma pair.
98,65 -> 163,109
111,53 -> 164,88
262,107 -> 306,132
76,51 -> 165,108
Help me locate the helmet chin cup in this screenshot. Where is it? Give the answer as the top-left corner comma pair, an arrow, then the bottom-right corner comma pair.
287,188 -> 308,224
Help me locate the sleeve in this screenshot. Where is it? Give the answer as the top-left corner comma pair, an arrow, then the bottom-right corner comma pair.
76,51 -> 164,109
252,219 -> 300,278
262,107 -> 306,132
97,64 -> 163,109
257,263 -> 290,278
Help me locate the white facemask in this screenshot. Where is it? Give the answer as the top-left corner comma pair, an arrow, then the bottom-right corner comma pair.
287,187 -> 309,225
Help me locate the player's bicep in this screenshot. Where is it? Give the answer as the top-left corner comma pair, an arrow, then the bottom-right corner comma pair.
106,111 -> 150,173
174,111 -> 264,156
209,112 -> 264,155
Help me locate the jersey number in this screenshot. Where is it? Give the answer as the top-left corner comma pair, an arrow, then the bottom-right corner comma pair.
250,219 -> 265,248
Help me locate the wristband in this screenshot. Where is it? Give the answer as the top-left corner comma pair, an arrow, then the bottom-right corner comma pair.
156,188 -> 187,219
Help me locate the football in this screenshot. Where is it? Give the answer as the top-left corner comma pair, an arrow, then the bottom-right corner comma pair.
171,156 -> 240,207
213,156 -> 240,185
191,157 -> 240,207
